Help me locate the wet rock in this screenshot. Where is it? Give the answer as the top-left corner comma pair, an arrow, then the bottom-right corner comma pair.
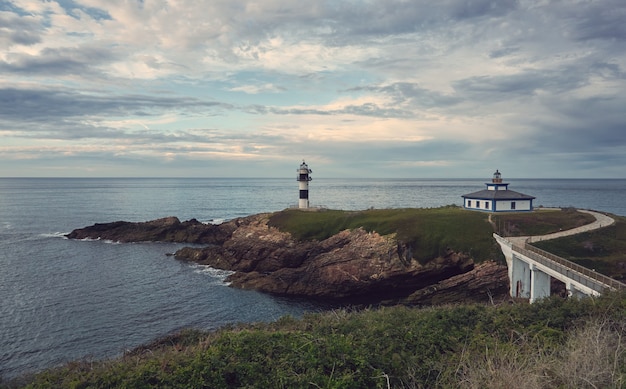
65,216 -> 237,244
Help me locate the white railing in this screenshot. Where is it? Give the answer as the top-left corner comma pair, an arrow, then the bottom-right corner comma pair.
512,243 -> 626,292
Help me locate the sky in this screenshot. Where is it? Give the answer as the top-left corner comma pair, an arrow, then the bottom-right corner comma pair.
1,0 -> 625,178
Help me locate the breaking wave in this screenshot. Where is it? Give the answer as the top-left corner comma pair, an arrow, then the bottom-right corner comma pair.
189,263 -> 234,285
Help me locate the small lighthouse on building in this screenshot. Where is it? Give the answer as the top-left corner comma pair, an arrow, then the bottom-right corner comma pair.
462,170 -> 535,212
297,160 -> 312,208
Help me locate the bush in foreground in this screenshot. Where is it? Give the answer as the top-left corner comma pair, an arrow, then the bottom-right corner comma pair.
5,292 -> 625,389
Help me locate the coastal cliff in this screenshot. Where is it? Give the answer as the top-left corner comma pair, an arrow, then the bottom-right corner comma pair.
66,210 -> 509,304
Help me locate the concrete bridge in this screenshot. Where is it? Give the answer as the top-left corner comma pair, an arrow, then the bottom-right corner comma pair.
494,210 -> 626,303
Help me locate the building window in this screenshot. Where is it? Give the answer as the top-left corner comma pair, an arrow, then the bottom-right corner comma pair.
511,201 -> 516,210
485,202 -> 489,209
476,201 -> 481,208
468,200 -> 472,207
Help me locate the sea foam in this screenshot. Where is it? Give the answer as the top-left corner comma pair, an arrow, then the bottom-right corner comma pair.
190,264 -> 234,285
40,232 -> 70,239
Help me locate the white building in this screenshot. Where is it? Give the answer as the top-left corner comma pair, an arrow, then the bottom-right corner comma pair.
462,170 -> 535,212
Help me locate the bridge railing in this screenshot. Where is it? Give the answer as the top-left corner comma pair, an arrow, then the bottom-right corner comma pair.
512,243 -> 626,292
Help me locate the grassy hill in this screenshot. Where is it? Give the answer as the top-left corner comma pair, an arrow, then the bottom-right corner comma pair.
531,215 -> 626,282
491,207 -> 596,236
268,206 -> 610,265
268,206 -> 499,264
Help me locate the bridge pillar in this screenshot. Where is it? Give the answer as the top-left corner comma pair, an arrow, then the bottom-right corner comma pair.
511,253 -> 531,298
566,281 -> 586,299
530,264 -> 551,303
494,233 -> 621,303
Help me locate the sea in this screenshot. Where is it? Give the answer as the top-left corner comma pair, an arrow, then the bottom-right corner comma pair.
1,177 -> 625,380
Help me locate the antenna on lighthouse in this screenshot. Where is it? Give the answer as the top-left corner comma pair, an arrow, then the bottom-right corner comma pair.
297,160 -> 312,208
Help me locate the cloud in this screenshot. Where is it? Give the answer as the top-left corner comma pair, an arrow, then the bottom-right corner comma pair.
563,0 -> 626,42
0,45 -> 118,76
0,0 -> 625,178
229,83 -> 285,94
0,11 -> 42,47
349,82 -> 462,109
0,87 -> 226,121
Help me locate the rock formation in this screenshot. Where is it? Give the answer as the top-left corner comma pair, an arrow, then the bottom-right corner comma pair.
402,260 -> 510,305
67,213 -> 509,305
65,216 -> 236,244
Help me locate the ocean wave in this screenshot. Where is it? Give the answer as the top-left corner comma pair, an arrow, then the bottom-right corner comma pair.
190,264 -> 234,285
40,232 -> 70,239
206,218 -> 226,225
76,237 -> 121,244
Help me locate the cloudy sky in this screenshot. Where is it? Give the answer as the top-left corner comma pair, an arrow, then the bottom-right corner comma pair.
1,0 -> 625,178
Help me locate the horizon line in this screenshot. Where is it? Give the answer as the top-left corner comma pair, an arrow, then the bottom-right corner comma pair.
1,176 -> 625,180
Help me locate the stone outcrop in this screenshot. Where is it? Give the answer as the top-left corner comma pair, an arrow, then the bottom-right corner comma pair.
400,260 -> 510,305
67,213 -> 509,304
65,216 -> 237,244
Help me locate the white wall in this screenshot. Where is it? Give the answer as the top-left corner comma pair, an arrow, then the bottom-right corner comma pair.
464,198 -> 532,212
494,200 -> 532,211
464,199 -> 491,211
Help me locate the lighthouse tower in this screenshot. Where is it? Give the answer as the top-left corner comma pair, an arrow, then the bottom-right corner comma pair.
297,160 -> 312,208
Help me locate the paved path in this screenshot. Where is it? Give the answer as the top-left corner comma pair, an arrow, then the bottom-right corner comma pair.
508,209 -> 615,247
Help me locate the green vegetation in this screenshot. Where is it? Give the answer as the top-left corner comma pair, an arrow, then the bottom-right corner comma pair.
532,215 -> 626,282
7,292 -> 626,389
268,206 -> 605,265
491,207 -> 595,236
268,206 -> 499,263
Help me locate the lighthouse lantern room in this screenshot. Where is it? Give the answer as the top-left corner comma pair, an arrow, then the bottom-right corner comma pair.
297,160 -> 312,208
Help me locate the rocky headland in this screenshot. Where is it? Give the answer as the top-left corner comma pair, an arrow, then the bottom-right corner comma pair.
66,211 -> 510,305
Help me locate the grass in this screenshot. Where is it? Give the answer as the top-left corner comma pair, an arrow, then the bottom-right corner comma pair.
490,207 -> 596,236
7,292 -> 626,389
531,215 -> 626,281
268,206 -> 499,263
267,206 -> 605,266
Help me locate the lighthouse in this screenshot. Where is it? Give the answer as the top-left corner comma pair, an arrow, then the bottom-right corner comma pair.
297,160 -> 312,208
461,170 -> 535,212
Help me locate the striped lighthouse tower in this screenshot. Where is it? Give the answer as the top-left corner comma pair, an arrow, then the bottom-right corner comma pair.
297,160 -> 312,208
